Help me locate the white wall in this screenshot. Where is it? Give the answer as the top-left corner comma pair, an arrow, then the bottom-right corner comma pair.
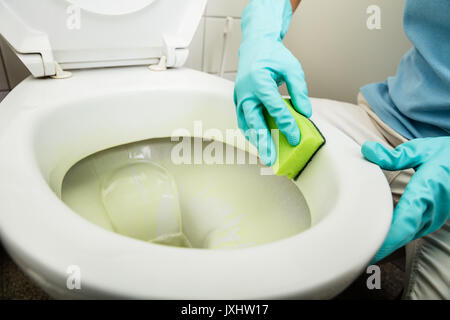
0,0 -> 411,104
284,0 -> 411,103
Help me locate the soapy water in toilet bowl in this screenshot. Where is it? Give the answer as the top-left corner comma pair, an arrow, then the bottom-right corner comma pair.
61,138 -> 311,249
100,161 -> 190,247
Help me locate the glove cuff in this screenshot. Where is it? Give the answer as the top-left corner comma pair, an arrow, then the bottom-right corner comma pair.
241,0 -> 293,42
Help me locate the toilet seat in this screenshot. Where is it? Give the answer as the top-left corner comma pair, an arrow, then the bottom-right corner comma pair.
0,0 -> 207,76
0,67 -> 393,299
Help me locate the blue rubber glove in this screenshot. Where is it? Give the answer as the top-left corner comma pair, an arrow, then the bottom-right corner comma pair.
234,0 -> 312,166
362,137 -> 450,263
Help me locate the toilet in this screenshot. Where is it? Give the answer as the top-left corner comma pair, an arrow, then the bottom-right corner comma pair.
0,0 -> 393,299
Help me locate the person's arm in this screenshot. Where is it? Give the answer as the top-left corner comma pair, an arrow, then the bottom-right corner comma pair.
291,0 -> 302,11
234,0 -> 311,166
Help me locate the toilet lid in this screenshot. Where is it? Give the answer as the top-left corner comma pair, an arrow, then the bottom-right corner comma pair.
0,0 -> 206,77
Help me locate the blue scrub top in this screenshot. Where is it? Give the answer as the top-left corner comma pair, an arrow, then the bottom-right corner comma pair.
361,0 -> 450,140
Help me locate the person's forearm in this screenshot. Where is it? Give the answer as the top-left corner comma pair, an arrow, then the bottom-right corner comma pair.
291,0 -> 301,11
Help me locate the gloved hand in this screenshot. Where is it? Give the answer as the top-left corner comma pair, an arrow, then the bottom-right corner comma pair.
234,0 -> 312,166
362,137 -> 450,263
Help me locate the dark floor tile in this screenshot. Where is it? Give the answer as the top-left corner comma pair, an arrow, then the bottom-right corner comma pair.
0,243 -> 50,300
336,249 -> 406,300
0,244 -> 4,299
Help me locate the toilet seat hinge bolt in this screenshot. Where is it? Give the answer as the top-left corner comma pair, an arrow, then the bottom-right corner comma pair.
149,56 -> 168,71
50,62 -> 72,79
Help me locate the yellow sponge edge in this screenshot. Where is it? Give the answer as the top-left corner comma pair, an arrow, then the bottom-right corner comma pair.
264,99 -> 325,180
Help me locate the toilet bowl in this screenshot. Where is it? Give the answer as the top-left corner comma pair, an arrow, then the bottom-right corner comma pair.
0,67 -> 393,299
0,0 -> 393,299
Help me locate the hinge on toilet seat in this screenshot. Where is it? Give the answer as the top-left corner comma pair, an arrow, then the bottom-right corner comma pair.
149,55 -> 168,71
148,36 -> 189,71
50,62 -> 72,79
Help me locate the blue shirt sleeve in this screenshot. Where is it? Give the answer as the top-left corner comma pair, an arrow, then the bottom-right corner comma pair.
361,0 -> 450,139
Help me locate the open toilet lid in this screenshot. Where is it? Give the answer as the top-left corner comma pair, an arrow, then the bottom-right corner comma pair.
0,0 -> 207,77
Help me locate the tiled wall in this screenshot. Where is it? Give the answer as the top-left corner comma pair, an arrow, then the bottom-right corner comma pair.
184,0 -> 248,81
0,0 -> 411,104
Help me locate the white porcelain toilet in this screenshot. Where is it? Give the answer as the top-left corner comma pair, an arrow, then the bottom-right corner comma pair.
0,0 -> 393,299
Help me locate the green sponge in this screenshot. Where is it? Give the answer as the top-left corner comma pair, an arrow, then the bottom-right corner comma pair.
264,99 -> 325,180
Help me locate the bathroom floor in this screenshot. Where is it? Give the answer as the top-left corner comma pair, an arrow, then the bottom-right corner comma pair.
0,244 -> 49,300
0,242 -> 405,300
